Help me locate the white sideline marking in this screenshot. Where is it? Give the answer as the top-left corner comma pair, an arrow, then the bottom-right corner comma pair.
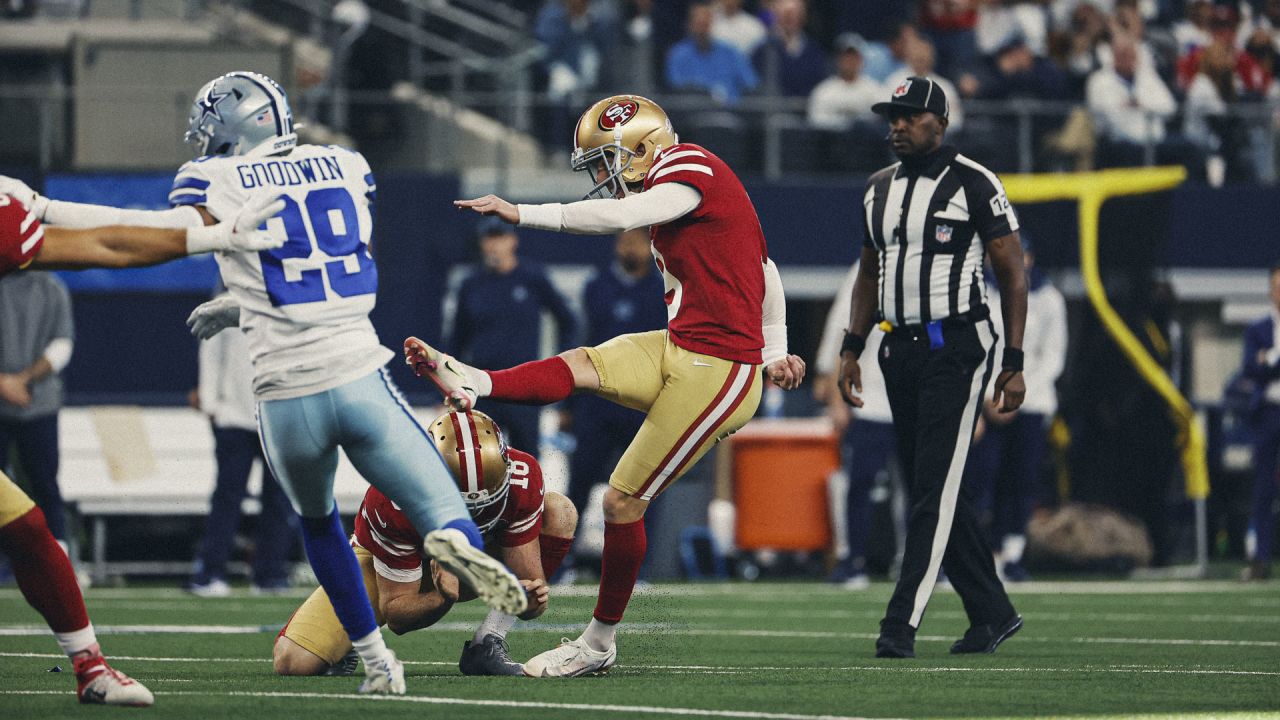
2,624 -> 1277,648
674,608 -> 1280,624
2,653 -> 1276,678
0,690 -> 887,720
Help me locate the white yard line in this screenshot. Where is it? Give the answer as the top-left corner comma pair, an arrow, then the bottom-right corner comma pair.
0,689 -> 892,720
2,652 -> 1276,678
0,580 -> 1274,602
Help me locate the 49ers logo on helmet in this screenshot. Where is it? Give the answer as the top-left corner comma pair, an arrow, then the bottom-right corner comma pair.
599,100 -> 639,130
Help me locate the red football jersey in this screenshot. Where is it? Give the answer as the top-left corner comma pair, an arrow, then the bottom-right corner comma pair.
352,449 -> 546,579
0,194 -> 44,277
643,143 -> 767,365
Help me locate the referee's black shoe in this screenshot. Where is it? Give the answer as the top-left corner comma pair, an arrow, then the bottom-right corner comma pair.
950,614 -> 1023,654
875,619 -> 916,658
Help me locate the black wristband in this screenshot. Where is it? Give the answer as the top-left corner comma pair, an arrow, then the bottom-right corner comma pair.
841,332 -> 867,358
1002,347 -> 1024,372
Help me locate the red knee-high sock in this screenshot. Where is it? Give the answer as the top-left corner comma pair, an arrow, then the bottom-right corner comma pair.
539,534 -> 575,579
593,519 -> 647,624
486,357 -> 575,405
0,507 -> 90,633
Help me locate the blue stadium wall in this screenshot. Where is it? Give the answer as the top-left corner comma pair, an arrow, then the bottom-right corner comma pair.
33,172 -> 1277,405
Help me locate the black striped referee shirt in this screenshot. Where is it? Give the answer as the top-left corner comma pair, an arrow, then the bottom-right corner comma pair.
861,145 -> 1019,327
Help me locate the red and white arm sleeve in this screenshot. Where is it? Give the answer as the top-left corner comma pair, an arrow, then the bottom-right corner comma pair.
517,183 -> 701,234
761,258 -> 789,366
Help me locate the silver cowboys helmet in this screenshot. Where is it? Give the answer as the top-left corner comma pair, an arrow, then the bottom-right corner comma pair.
184,71 -> 297,158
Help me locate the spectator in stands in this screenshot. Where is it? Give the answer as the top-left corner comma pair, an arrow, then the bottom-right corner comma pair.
1172,0 -> 1213,56
1058,1 -> 1108,95
753,0 -> 828,98
536,0 -> 615,142
1183,41 -> 1244,184
977,0 -> 1050,59
807,33 -> 884,130
448,218 -> 577,455
968,35 -> 1069,100
1097,3 -> 1160,72
815,263 -> 896,590
885,37 -> 965,131
0,272 -> 73,548
712,0 -> 768,57
1241,261 -> 1280,581
964,235 -> 1067,582
919,0 -> 980,75
861,21 -> 919,83
564,228 -> 667,574
189,292 -> 299,597
1250,0 -> 1280,53
666,0 -> 759,105
1177,5 -> 1272,97
1086,33 -> 1177,164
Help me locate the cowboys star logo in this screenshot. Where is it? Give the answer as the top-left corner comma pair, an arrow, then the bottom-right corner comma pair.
892,79 -> 912,98
599,100 -> 639,130
197,87 -> 232,123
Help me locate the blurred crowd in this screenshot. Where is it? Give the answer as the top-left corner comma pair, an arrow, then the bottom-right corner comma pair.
516,0 -> 1280,181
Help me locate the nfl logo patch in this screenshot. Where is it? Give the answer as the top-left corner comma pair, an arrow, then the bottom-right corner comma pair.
935,224 -> 953,244
893,80 -> 912,98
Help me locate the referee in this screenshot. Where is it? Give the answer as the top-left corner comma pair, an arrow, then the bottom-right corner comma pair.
837,77 -> 1027,658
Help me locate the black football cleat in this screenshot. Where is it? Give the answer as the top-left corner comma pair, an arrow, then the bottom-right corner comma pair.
459,635 -> 524,676
875,619 -> 916,658
323,649 -> 360,676
950,614 -> 1023,654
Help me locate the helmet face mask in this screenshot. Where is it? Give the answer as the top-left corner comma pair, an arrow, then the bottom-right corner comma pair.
428,410 -> 514,533
572,140 -> 635,200
572,95 -> 678,200
183,72 -> 297,159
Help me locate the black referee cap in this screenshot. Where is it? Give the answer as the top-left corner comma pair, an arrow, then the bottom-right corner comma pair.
872,76 -> 949,119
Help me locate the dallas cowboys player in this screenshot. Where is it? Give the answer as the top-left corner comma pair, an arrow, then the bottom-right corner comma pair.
0,72 -> 526,695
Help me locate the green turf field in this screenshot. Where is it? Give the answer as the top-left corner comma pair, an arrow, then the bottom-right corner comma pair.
1,580 -> 1278,719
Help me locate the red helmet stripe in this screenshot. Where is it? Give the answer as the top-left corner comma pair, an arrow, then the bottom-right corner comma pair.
468,415 -> 484,491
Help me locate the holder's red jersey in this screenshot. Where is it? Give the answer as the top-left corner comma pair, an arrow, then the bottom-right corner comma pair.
0,195 -> 44,277
643,143 -> 768,365
352,449 -> 545,580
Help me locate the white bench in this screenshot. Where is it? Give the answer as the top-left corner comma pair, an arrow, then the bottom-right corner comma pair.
57,406 -> 446,582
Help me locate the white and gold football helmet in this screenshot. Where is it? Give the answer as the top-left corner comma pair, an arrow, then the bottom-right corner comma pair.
427,410 -> 512,531
572,95 -> 678,199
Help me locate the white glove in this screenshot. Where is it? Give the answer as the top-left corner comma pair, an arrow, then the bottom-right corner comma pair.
0,175 -> 48,218
185,194 -> 287,255
186,296 -> 241,340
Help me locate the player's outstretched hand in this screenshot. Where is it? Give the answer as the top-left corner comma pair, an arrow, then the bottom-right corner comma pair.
518,578 -> 549,620
453,195 -> 520,225
765,354 -> 806,390
186,296 -> 241,340
0,176 -> 45,218
836,353 -> 865,408
992,369 -> 1025,414
226,194 -> 287,252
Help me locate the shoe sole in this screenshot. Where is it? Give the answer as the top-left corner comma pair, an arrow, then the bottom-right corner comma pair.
425,530 -> 527,616
524,661 -> 615,678
953,615 -> 1024,655
408,342 -> 475,411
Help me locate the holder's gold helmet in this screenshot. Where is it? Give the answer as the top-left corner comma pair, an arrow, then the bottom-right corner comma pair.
572,95 -> 678,199
427,410 -> 512,529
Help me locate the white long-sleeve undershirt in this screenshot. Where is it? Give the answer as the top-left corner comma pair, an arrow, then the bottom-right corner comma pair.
761,258 -> 788,366
516,183 -> 702,234
43,200 -> 205,229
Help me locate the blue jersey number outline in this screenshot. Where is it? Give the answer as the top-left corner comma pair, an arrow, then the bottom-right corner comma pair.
259,187 -> 377,306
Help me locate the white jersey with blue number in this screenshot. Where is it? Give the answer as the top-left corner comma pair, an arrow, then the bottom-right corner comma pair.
170,144 -> 393,401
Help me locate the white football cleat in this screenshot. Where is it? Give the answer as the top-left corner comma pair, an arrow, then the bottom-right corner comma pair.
357,650 -> 405,695
523,636 -> 617,678
76,658 -> 154,707
424,528 -> 527,616
404,337 -> 478,411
